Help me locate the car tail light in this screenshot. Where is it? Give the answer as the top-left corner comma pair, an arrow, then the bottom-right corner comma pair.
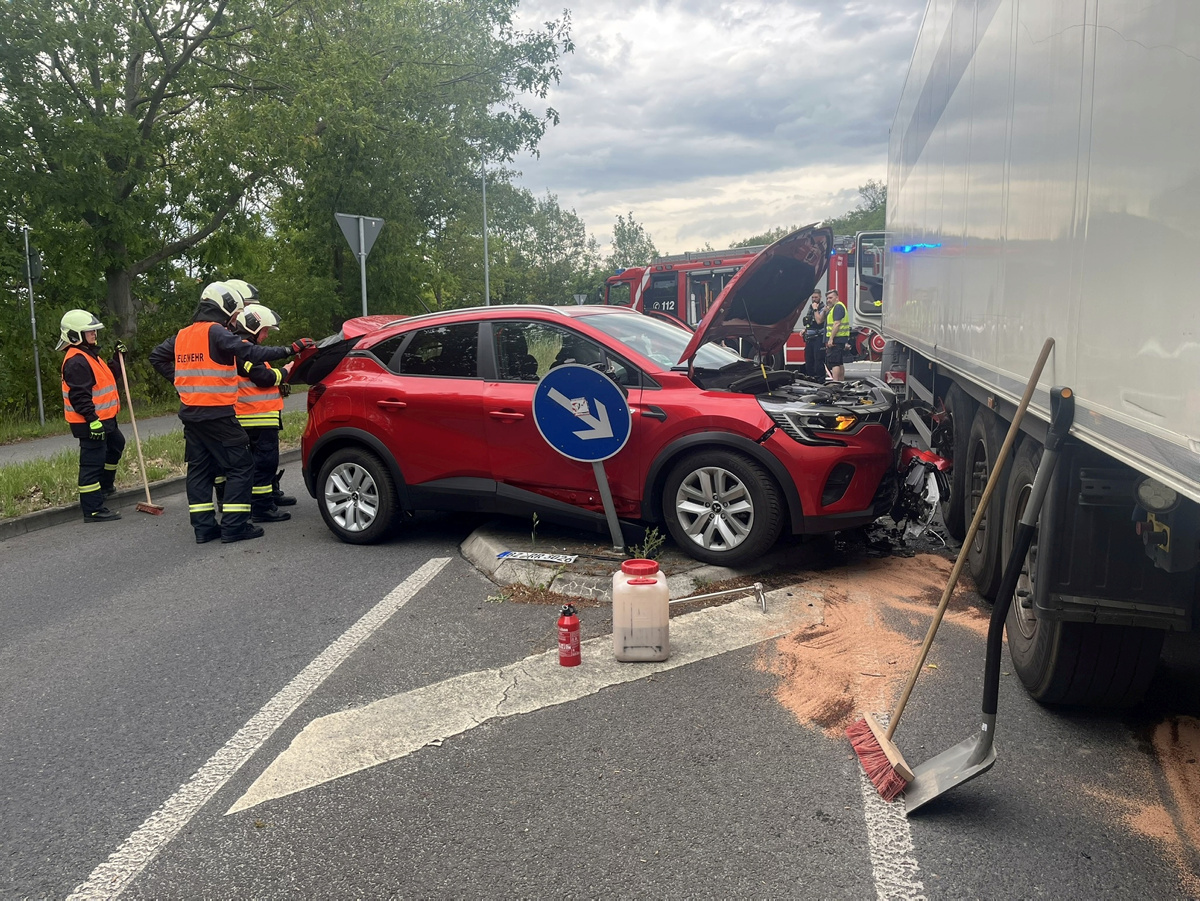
308,383 -> 326,412
885,370 -> 906,387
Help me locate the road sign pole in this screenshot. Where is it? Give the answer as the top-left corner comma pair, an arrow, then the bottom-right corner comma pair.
592,461 -> 626,552
23,226 -> 45,426
357,217 -> 368,316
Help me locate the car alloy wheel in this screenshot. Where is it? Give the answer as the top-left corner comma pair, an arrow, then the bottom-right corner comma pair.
317,447 -> 400,544
326,461 -> 380,532
663,449 -> 782,566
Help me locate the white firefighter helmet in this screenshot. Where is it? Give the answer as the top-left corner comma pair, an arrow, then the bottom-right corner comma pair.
199,281 -> 243,318
225,278 -> 259,306
234,303 -> 281,337
57,309 -> 104,351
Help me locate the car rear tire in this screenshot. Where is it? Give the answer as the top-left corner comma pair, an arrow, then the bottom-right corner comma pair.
965,405 -> 1009,599
317,447 -> 401,544
1002,438 -> 1164,705
937,384 -> 974,541
662,450 -> 783,567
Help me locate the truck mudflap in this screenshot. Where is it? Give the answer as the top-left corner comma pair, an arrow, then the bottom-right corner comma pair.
1032,443 -> 1197,631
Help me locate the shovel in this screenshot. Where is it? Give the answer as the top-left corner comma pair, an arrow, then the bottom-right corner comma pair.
904,385 -> 1075,813
116,350 -> 165,515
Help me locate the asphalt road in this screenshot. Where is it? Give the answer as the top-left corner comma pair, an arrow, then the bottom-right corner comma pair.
3,469 -> 1200,899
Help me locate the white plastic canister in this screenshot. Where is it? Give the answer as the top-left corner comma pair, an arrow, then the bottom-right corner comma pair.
612,558 -> 670,662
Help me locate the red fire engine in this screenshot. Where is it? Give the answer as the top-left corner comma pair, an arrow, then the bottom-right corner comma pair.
602,237 -> 886,366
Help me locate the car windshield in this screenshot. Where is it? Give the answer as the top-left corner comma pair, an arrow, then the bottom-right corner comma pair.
581,311 -> 744,371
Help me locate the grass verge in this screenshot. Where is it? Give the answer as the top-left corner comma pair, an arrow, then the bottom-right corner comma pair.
0,411 -> 307,520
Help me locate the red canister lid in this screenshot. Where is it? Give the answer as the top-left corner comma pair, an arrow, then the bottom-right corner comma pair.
621,558 -> 659,576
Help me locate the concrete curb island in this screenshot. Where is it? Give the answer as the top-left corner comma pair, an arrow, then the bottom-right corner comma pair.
461,523 -> 797,603
0,448 -> 302,543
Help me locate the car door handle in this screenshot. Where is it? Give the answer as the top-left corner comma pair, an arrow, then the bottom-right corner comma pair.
489,410 -> 525,422
377,399 -> 407,410
639,405 -> 668,422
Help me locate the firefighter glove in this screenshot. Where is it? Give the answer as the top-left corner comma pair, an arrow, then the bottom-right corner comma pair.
88,420 -> 107,440
114,340 -> 128,355
291,338 -> 316,354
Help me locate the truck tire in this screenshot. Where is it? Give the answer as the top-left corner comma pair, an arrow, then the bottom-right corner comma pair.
1002,438 -> 1165,706
964,406 -> 1008,598
936,384 -> 974,541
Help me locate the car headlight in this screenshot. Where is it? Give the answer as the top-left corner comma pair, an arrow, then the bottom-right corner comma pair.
763,407 -> 860,446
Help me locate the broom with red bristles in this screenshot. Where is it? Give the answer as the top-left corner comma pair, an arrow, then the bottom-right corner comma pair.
848,337 -> 1055,801
116,349 -> 165,515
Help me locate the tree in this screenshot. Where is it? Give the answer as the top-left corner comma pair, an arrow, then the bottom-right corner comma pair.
606,212 -> 658,269
823,179 -> 887,235
0,0 -> 571,338
733,226 -> 795,248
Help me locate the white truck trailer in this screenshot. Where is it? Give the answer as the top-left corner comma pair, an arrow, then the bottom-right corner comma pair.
862,0 -> 1200,706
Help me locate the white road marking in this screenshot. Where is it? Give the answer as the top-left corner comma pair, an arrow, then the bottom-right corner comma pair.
227,592 -> 808,814
67,557 -> 451,901
858,765 -> 926,901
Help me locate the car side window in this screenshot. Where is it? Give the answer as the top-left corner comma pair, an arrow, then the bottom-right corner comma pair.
367,335 -> 406,371
398,323 -> 479,377
548,325 -> 639,388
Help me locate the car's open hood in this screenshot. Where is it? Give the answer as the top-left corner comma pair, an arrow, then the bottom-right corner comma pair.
678,224 -> 833,364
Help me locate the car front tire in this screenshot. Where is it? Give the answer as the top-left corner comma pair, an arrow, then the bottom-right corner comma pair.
317,447 -> 401,544
662,449 -> 783,567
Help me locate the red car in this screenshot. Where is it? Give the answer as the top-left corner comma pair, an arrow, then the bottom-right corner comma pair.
293,225 -> 901,566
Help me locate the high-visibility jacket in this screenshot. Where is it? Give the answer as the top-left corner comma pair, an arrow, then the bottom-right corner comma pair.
174,322 -> 237,406
826,301 -> 851,341
235,362 -> 284,428
61,347 -> 120,424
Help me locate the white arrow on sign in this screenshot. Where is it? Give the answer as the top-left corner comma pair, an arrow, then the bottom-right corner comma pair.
547,388 -> 614,440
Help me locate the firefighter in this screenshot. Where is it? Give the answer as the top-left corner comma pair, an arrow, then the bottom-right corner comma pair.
824,288 -> 851,383
224,278 -> 295,510
149,282 -> 315,544
232,302 -> 293,523
58,310 -> 126,522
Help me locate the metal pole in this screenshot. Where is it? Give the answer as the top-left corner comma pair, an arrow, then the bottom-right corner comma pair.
591,460 -> 626,553
357,216 -> 368,316
23,226 -> 45,426
481,156 -> 490,306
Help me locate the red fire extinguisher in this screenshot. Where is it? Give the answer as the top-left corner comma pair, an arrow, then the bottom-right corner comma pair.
558,604 -> 581,667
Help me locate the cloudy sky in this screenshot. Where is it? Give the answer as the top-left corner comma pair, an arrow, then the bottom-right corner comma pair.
510,0 -> 928,255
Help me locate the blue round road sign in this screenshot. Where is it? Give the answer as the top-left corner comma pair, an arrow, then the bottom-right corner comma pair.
532,364 -> 632,463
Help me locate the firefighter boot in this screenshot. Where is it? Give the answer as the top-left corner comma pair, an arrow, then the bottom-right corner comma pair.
271,470 -> 297,506
252,503 -> 291,523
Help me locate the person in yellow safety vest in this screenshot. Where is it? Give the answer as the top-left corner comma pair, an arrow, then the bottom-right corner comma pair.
824,288 -> 851,383
149,282 -> 315,545
232,302 -> 294,523
58,309 -> 127,522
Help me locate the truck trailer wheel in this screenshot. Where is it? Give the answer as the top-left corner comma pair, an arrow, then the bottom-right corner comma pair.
1002,439 -> 1164,706
964,406 -> 1008,598
936,384 -> 974,541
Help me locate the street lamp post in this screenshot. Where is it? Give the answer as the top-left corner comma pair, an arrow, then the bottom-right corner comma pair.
481,155 -> 490,306
23,226 -> 45,426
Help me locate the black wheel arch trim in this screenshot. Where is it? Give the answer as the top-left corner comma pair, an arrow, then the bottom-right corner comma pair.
304,428 -> 409,506
643,431 -> 805,532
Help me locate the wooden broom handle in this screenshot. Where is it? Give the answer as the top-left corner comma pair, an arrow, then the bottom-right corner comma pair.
116,351 -> 154,506
886,337 -> 1055,740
